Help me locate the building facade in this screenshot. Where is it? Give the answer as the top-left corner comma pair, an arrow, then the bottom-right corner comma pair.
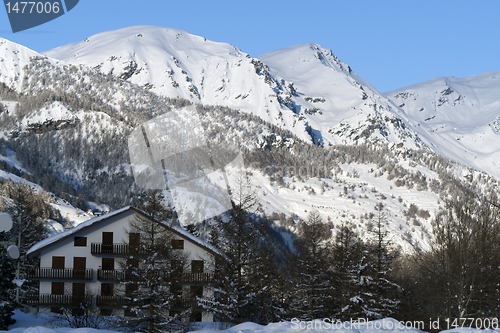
26,206 -> 223,322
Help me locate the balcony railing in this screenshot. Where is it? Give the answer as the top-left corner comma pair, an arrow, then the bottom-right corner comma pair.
181,273 -> 216,283
96,295 -> 124,307
26,294 -> 91,306
27,294 -> 210,310
27,267 -> 215,284
27,268 -> 93,280
97,270 -> 126,281
91,243 -> 131,255
171,297 -> 208,309
96,270 -> 216,283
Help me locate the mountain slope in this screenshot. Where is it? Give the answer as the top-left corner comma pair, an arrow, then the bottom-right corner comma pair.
42,26 -> 313,143
258,43 -> 424,148
385,71 -> 500,179
0,38 -> 53,91
43,26 -> 425,150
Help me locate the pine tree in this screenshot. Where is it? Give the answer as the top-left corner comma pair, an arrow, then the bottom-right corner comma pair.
118,194 -> 187,332
361,203 -> 400,319
6,184 -> 47,297
246,236 -> 287,324
118,213 -> 188,332
211,206 -> 261,323
331,224 -> 365,320
290,210 -> 332,320
204,171 -> 263,323
137,190 -> 174,222
0,237 -> 16,330
408,194 -> 500,320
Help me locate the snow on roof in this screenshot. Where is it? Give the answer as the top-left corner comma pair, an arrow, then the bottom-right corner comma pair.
27,206 -> 132,256
171,224 -> 226,259
27,206 -> 226,259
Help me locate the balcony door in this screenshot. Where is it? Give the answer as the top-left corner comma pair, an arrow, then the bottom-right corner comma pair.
102,232 -> 113,254
51,282 -> 64,314
72,282 -> 86,315
129,233 -> 140,253
52,256 -> 65,269
100,283 -> 114,316
73,257 -> 86,279
101,258 -> 114,280
191,260 -> 204,274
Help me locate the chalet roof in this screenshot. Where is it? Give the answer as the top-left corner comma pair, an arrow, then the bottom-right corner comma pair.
27,206 -> 225,259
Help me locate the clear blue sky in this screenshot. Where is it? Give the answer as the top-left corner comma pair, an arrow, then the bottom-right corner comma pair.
1,0 -> 499,92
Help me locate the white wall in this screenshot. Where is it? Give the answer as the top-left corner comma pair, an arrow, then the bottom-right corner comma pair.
36,209 -> 218,321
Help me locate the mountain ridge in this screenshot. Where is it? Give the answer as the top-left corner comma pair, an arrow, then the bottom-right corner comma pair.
41,25 -> 500,179
42,26 -> 428,151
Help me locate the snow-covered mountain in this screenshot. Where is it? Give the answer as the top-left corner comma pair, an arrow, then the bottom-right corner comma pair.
43,26 -> 424,149
384,72 -> 500,179
1,25 -> 499,253
43,25 -> 500,179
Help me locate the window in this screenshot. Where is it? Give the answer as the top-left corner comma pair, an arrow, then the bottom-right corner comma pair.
72,283 -> 85,300
73,257 -> 86,279
74,237 -> 87,247
171,239 -> 184,249
190,311 -> 202,322
125,283 -> 138,297
191,260 -> 204,274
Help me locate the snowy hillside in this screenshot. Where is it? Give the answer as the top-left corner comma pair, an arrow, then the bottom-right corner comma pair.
0,38 -> 45,91
385,71 -> 500,179
258,44 -> 423,148
20,102 -> 79,133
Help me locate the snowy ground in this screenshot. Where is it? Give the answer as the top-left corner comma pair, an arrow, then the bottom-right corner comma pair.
5,311 -> 499,333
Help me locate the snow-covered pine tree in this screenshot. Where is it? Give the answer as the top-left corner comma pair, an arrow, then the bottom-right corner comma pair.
137,189 -> 175,222
118,213 -> 189,332
210,206 -> 261,323
362,202 -> 400,319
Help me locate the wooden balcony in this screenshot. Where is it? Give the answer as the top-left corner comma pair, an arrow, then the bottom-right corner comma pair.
182,273 -> 216,284
26,294 -> 91,306
27,268 -> 93,281
171,298 -> 205,310
96,295 -> 124,307
96,270 -> 216,283
27,294 -> 209,310
97,270 -> 126,281
91,243 -> 130,255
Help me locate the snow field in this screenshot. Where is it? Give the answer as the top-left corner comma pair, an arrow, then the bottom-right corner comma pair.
9,311 -> 498,333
